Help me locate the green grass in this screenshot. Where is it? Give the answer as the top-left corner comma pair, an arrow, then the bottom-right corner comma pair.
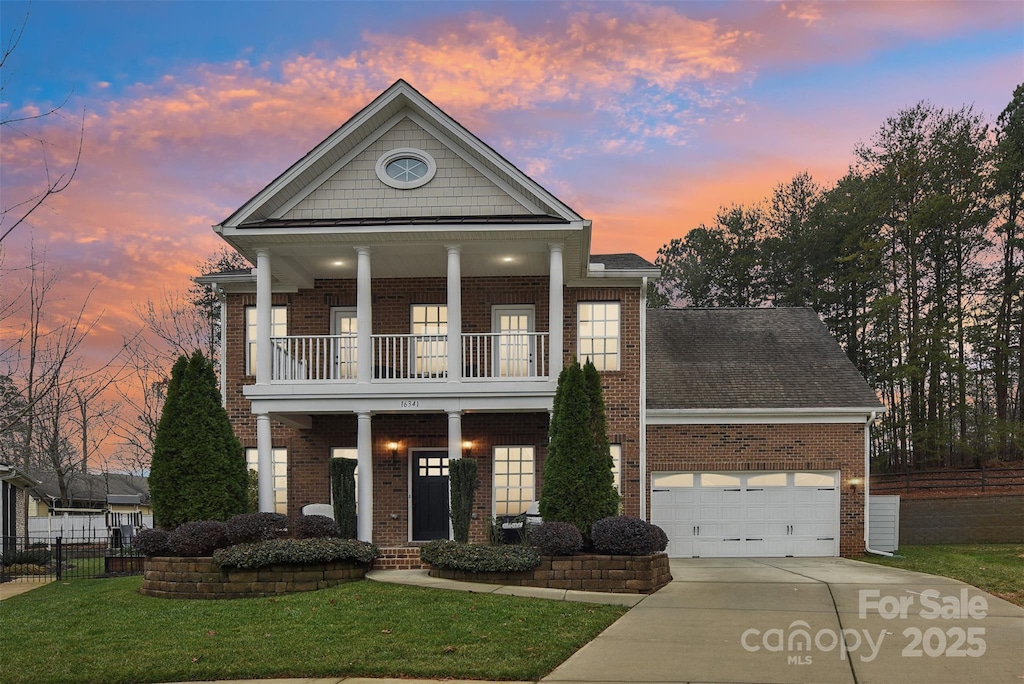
0,577 -> 626,684
859,544 -> 1024,607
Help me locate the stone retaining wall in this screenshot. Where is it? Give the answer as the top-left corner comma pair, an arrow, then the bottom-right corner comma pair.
430,553 -> 671,594
140,556 -> 368,599
900,495 -> 1024,545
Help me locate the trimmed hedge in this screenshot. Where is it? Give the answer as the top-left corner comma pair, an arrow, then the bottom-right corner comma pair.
226,512 -> 287,544
134,528 -> 173,557
591,516 -> 668,556
168,520 -> 230,557
292,514 -> 341,539
213,537 -> 380,569
420,540 -> 541,573
449,457 -> 478,544
330,457 -> 357,538
531,522 -> 584,556
2,548 -> 52,566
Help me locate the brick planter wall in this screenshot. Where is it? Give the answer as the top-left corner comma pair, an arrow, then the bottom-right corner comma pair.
140,556 -> 368,599
429,553 -> 671,594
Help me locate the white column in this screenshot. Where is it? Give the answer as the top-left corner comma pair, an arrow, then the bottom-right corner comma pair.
256,413 -> 274,512
256,249 -> 272,385
447,410 -> 462,462
356,411 -> 374,542
356,247 -> 372,384
548,243 -> 564,378
446,245 -> 462,382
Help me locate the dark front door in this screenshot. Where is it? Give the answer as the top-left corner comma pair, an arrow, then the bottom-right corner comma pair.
412,450 -> 449,540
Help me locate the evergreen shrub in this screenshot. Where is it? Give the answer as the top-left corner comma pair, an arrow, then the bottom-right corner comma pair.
531,522 -> 584,556
213,537 -> 380,569
134,528 -> 173,557
330,457 -> 357,538
419,539 -> 541,573
226,512 -> 287,544
591,516 -> 668,556
168,520 -> 230,557
293,514 -> 341,539
449,457 -> 478,544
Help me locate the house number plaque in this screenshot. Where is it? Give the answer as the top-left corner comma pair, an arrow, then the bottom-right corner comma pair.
400,400 -> 420,408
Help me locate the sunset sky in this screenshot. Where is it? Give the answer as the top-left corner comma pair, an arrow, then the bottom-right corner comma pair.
2,0 -> 1022,377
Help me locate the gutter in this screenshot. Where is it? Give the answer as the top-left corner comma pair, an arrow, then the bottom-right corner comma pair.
862,410 -> 893,557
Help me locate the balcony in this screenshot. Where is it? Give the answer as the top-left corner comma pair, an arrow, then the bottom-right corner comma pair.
269,333 -> 549,383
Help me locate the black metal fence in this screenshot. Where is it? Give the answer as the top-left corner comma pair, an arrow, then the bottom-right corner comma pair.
1,532 -> 146,583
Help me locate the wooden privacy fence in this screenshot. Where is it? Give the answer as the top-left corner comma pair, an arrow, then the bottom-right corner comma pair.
871,466 -> 1024,495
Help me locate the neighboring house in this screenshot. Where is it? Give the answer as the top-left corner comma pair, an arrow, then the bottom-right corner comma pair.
1,462 -> 38,549
27,471 -> 151,517
201,80 -> 882,559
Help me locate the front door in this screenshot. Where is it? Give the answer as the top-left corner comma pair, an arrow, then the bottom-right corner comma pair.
411,449 -> 450,541
492,305 -> 535,377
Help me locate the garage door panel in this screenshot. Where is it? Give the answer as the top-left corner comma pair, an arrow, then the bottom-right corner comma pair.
651,470 -> 840,559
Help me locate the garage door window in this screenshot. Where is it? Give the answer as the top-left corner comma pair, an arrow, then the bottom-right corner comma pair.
700,473 -> 741,487
652,473 -> 693,487
795,473 -> 836,486
748,473 -> 787,487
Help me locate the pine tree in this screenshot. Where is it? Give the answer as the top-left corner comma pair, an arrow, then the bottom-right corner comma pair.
149,352 -> 248,528
540,360 -> 618,542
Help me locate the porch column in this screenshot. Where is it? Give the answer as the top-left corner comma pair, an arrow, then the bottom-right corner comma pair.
256,248 -> 272,385
446,245 -> 462,382
355,247 -> 372,384
447,410 -> 462,462
356,411 -> 374,542
256,413 -> 274,512
548,243 -> 564,378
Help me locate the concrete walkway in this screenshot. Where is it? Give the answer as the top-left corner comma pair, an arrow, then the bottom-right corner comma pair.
0,577 -> 53,600
541,557 -> 1024,684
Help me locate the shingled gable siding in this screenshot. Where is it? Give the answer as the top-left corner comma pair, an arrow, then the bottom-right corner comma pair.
563,287 -> 643,518
282,118 -> 533,221
646,423 -> 866,557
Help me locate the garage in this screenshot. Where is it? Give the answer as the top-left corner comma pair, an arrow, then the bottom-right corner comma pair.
651,471 -> 840,558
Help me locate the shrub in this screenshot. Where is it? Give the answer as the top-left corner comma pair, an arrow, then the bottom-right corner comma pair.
134,528 -> 173,557
591,516 -> 668,556
330,457 -> 357,538
449,457 -> 478,544
168,520 -> 230,557
292,514 -> 341,539
5,563 -> 48,576
420,540 -> 541,573
226,512 -> 287,544
531,522 -> 583,556
213,537 -> 380,569
2,549 -> 52,566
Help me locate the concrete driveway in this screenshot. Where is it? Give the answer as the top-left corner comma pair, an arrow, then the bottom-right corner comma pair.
541,557 -> 1024,684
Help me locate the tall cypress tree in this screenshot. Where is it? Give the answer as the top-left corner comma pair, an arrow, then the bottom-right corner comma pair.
540,360 -> 618,543
150,352 -> 248,528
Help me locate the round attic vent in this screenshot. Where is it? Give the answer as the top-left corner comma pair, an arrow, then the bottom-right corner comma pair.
375,148 -> 437,189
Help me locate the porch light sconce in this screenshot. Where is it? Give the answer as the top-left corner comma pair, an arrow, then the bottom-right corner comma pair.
387,441 -> 399,458
462,440 -> 473,456
848,477 -> 863,491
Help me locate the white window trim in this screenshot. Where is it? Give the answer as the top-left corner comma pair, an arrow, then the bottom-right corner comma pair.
577,301 -> 621,371
375,147 -> 437,189
492,446 -> 536,517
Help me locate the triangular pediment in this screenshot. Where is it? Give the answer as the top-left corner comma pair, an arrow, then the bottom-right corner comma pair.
219,80 -> 581,228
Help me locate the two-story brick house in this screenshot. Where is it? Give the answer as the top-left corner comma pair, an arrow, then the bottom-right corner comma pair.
201,80 -> 882,561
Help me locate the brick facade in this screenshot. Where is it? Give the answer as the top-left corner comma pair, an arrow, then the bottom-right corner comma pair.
646,423 -> 866,556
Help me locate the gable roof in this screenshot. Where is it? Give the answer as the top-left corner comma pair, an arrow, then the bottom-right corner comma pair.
647,307 -> 883,411
28,471 -> 149,506
590,253 -> 657,270
218,79 -> 583,229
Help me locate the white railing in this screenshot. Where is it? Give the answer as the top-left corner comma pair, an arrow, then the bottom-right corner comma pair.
268,332 -> 549,382
271,335 -> 357,381
462,332 -> 547,379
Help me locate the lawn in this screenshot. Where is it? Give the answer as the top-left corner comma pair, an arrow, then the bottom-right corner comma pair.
859,543 -> 1024,607
0,577 -> 626,684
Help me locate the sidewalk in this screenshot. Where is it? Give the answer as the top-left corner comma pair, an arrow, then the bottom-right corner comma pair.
0,578 -> 53,600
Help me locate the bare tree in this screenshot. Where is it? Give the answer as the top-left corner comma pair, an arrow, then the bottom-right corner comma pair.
0,7 -> 84,245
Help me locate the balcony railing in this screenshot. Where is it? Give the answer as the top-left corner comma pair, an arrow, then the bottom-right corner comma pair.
268,332 -> 549,382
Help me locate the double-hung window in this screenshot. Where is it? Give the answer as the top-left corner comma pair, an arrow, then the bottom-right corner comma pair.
411,304 -> 447,376
578,302 -> 620,371
493,446 -> 535,516
245,306 -> 287,376
244,447 -> 288,514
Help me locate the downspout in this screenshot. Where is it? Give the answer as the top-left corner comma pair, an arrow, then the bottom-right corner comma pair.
639,277 -> 648,522
216,283 -> 227,407
863,410 -> 893,557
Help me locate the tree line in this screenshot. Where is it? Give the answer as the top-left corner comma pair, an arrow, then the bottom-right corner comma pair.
651,85 -> 1023,472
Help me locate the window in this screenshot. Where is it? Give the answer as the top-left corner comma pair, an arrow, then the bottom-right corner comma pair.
246,306 -> 287,375
411,304 -> 447,376
700,473 -> 741,487
331,448 -> 358,506
652,472 -> 694,487
748,473 -> 787,487
245,447 -> 288,514
609,444 -> 622,493
493,446 -> 535,516
578,302 -> 620,370
795,472 -> 836,487
375,148 -> 437,189
332,308 -> 357,379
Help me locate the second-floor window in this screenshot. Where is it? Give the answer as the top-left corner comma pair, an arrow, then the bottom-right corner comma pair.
578,302 -> 620,371
411,304 -> 447,376
246,306 -> 287,376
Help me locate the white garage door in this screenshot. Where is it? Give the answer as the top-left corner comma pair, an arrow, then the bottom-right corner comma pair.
651,471 -> 840,557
